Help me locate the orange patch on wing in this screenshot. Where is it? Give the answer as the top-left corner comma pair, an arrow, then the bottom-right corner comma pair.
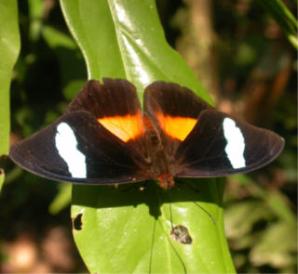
98,112 -> 144,142
157,113 -> 197,141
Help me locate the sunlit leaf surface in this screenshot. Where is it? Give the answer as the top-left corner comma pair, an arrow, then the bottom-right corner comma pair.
0,0 -> 20,156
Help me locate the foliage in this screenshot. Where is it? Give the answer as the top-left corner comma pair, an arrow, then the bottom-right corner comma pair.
0,171 -> 4,192
257,0 -> 298,48
0,0 -> 20,191
0,0 -> 296,273
224,175 -> 297,272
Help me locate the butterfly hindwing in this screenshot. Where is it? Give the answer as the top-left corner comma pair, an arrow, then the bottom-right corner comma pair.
144,82 -> 212,159
175,109 -> 284,177
67,78 -> 145,143
144,82 -> 210,140
144,82 -> 210,120
68,78 -> 141,116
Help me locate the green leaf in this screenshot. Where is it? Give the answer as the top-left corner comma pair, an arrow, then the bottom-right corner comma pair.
49,184 -> 72,214
72,182 -> 233,273
0,169 -> 4,192
0,0 -> 20,157
258,0 -> 298,49
60,0 -> 234,272
60,0 -> 211,103
41,25 -> 86,99
28,0 -> 43,41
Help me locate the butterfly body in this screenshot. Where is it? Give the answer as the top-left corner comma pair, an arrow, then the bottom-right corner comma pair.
139,123 -> 177,189
9,79 -> 284,189
111,112 -> 180,189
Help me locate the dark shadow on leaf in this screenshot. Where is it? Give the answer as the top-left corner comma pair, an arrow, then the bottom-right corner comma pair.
72,178 -> 225,219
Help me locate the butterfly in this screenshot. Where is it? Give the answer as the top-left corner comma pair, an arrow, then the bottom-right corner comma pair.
9,79 -> 284,189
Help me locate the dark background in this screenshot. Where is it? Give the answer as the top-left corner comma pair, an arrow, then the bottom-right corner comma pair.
0,0 -> 297,272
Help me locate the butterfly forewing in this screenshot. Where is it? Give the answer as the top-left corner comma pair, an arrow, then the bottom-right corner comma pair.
175,109 -> 284,177
10,111 -> 147,184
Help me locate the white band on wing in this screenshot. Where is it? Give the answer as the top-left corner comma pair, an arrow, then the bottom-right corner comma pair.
55,122 -> 87,178
223,118 -> 246,169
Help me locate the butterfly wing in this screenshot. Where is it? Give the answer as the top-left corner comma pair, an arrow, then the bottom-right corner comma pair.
144,82 -> 284,178
176,109 -> 284,177
144,82 -> 211,158
144,81 -> 210,129
10,79 -> 148,184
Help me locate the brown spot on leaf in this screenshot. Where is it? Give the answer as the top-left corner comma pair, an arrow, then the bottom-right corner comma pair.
170,225 -> 192,245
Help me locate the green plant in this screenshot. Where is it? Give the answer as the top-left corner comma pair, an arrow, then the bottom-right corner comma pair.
0,0 -> 20,191
60,0 -> 233,272
1,0 -> 296,273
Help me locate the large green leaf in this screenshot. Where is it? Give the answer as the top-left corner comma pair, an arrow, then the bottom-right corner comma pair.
0,0 -> 20,156
60,0 -> 211,103
0,0 -> 20,192
60,0 -> 234,272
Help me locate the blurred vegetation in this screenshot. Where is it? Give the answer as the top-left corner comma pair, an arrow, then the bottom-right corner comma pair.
0,0 -> 296,273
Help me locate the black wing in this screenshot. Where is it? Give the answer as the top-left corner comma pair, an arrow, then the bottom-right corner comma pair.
144,81 -> 284,177
67,78 -> 141,117
10,79 -> 148,184
144,81 -> 211,158
10,111 -> 146,184
176,109 -> 284,177
144,81 -> 210,120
